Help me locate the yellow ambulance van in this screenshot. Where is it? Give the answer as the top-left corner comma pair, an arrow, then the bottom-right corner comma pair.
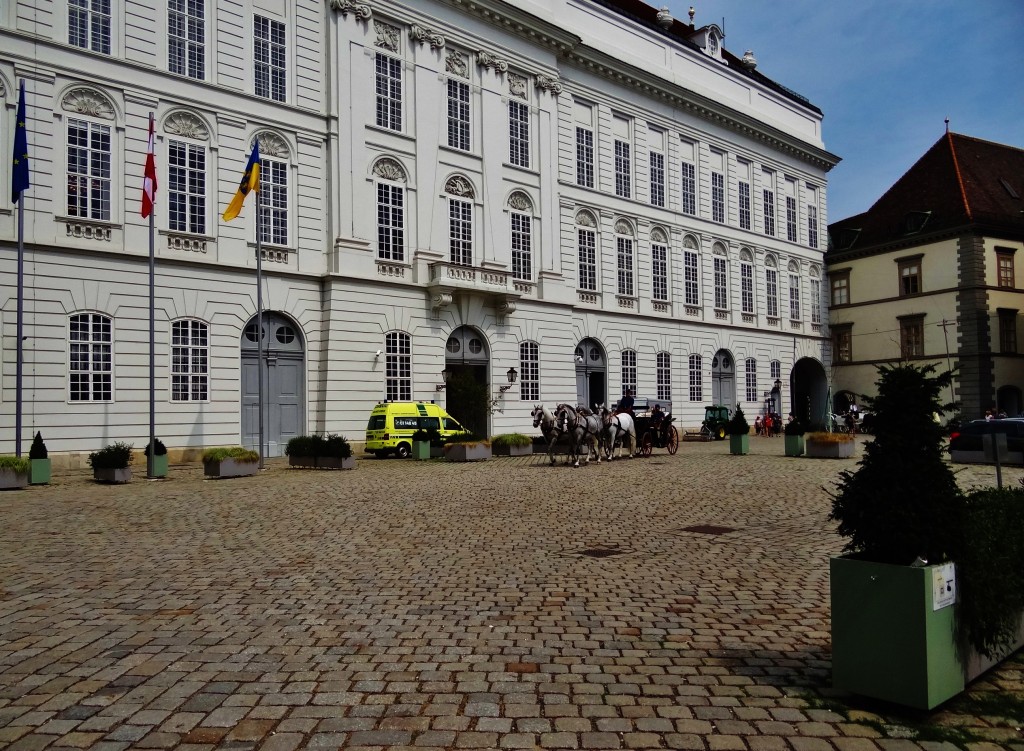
364,402 -> 467,458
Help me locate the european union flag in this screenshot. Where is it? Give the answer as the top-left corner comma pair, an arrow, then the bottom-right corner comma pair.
11,80 -> 30,204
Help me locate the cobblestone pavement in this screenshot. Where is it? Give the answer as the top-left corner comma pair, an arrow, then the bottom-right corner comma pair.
1,437 -> 1022,751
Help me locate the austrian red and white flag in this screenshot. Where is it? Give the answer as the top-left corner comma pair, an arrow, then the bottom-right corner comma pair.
141,113 -> 157,218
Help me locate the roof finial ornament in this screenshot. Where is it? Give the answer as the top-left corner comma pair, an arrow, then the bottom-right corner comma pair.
944,117 -> 950,133
656,7 -> 674,29
688,5 -> 696,25
741,50 -> 757,70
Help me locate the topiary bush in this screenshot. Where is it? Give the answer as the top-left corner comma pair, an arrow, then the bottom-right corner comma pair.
89,442 -> 135,470
143,438 -> 167,456
29,432 -> 47,460
411,429 -> 430,443
784,418 -> 806,436
726,406 -> 749,436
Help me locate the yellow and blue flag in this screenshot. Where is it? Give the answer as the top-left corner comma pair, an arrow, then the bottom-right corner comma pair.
11,80 -> 30,204
222,140 -> 260,221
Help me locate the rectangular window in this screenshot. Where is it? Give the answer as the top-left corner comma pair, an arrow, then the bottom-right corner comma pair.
520,341 -> 540,402
649,151 -> 665,207
69,313 -> 112,401
688,354 -> 702,402
254,16 -> 286,102
69,0 -> 111,54
168,140 -> 206,235
652,242 -> 667,301
789,274 -> 801,320
738,181 -> 751,230
621,350 -> 637,396
711,171 -> 725,223
766,268 -> 779,318
808,205 -> 819,249
511,212 -> 531,281
1000,310 -> 1018,354
680,161 -> 696,215
899,259 -> 921,295
258,158 -> 287,245
811,278 -> 821,324
169,0 -> 204,79
714,256 -> 727,309
509,100 -> 530,168
447,79 -> 470,151
617,237 -> 634,296
831,273 -> 849,306
375,53 -> 402,131
67,118 -> 111,220
684,250 -> 699,306
578,229 -> 596,291
171,319 -> 209,401
656,352 -> 671,401
745,358 -> 758,402
385,331 -> 411,401
900,317 -> 924,358
786,196 -> 797,242
997,251 -> 1015,288
770,360 -> 781,381
614,140 -> 631,198
833,326 -> 852,363
762,170 -> 776,236
376,182 -> 404,261
575,127 -> 594,188
740,263 -> 754,314
449,199 -> 472,266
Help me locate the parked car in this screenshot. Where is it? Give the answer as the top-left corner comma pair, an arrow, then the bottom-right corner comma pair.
948,418 -> 1024,453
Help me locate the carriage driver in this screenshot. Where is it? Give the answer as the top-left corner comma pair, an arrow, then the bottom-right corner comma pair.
616,388 -> 636,418
650,403 -> 665,430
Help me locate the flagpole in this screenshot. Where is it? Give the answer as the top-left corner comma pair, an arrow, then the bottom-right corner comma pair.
256,189 -> 265,470
15,181 -> 24,458
147,112 -> 156,478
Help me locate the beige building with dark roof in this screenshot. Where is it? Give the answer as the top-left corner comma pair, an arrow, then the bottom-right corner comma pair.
827,132 -> 1024,420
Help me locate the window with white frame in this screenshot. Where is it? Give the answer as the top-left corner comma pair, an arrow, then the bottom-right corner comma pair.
576,127 -> 594,188
449,198 -> 473,266
510,208 -> 532,281
67,118 -> 111,221
376,181 -> 404,262
713,253 -> 728,309
69,0 -> 111,53
254,16 -> 286,102
786,195 -> 798,242
258,155 -> 288,245
657,352 -> 671,401
578,224 -> 597,291
447,78 -> 470,151
683,237 -> 700,306
681,161 -> 696,215
651,232 -> 668,302
688,354 -> 703,402
168,139 -> 206,235
766,259 -> 779,318
171,319 -> 209,401
650,151 -> 665,207
69,312 -> 112,401
520,341 -> 540,401
810,270 -> 821,324
789,265 -> 801,320
762,169 -> 776,236
621,350 -> 637,396
614,140 -> 631,198
509,100 -> 530,168
616,222 -> 634,296
169,0 -> 205,79
808,204 -> 819,249
375,53 -> 402,131
385,331 -> 411,401
770,360 -> 781,380
745,358 -> 757,402
740,254 -> 754,314
739,180 -> 751,230
712,171 -> 725,223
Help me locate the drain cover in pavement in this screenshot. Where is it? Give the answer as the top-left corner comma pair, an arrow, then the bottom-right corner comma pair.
678,524 -> 736,536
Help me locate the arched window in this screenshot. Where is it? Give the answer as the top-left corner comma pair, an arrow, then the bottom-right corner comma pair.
745,358 -> 757,402
171,319 -> 210,401
621,349 -> 637,395
615,219 -> 635,297
385,331 -> 411,401
683,235 -> 700,306
765,254 -> 779,318
651,227 -> 669,302
63,87 -> 117,223
656,352 -> 671,401
446,176 -> 475,267
788,260 -> 801,320
374,158 -> 407,262
509,191 -> 533,281
770,359 -> 781,380
713,243 -> 728,310
69,312 -> 113,401
688,354 -> 703,402
810,265 -> 822,324
576,210 -> 598,291
739,248 -> 754,315
519,341 -> 539,401
255,132 -> 290,246
163,111 -> 210,237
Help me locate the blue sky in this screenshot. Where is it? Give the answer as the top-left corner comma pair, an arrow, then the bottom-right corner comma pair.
664,0 -> 1024,222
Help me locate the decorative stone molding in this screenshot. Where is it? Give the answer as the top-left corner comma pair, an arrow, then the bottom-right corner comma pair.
261,247 -> 289,263
767,317 -> 780,327
446,51 -> 468,78
497,300 -> 516,316
508,191 -> 532,211
477,51 -> 508,73
578,291 -> 598,305
410,24 -> 444,50
66,221 -> 112,241
255,131 -> 289,158
164,111 -> 209,141
656,6 -> 674,29
62,88 -> 115,119
742,314 -> 755,324
328,0 -> 371,20
508,72 -> 527,99
715,310 -> 728,320
373,158 -> 406,182
535,74 -> 562,94
685,306 -> 700,316
653,301 -> 670,313
575,210 -> 596,228
377,261 -> 406,278
650,227 -> 668,244
445,175 -> 474,198
0,80 -> 5,97
374,21 -> 400,52
513,281 -> 533,295
617,296 -> 636,309
614,219 -> 633,236
432,292 -> 453,310
683,235 -> 699,250
741,50 -> 758,70
167,233 -> 207,253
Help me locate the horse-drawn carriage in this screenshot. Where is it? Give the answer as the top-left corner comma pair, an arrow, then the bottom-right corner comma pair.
630,398 -> 679,456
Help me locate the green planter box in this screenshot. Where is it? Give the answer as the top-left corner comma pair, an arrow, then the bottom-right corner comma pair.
146,455 -> 168,478
830,555 -> 963,709
29,458 -> 51,485
412,441 -> 431,460
784,435 -> 804,457
729,434 -> 749,455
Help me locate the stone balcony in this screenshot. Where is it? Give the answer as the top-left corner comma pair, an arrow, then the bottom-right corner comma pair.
427,262 -> 521,313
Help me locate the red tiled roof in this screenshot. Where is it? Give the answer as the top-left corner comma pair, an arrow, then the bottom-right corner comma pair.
829,133 -> 1024,254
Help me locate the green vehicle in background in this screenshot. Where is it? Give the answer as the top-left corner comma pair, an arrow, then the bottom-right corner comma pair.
702,405 -> 730,440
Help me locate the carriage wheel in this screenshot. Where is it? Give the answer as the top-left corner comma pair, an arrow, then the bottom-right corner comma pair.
640,432 -> 654,457
667,426 -> 679,455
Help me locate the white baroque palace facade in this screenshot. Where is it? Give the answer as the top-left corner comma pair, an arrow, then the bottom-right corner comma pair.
0,0 -> 839,456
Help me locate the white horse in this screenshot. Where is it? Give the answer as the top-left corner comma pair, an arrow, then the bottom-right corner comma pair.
531,404 -> 563,466
556,403 -> 603,467
600,406 -> 637,459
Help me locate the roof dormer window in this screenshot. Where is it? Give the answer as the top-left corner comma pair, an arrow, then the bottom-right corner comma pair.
688,23 -> 725,62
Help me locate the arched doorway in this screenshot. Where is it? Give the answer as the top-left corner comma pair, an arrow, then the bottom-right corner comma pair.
240,312 -> 305,457
445,326 -> 490,437
997,385 -> 1022,417
711,349 -> 735,411
792,357 -> 829,428
575,338 -> 606,410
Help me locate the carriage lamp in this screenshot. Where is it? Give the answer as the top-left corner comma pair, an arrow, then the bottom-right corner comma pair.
436,366 -> 452,392
499,367 -> 518,392
774,378 -> 783,392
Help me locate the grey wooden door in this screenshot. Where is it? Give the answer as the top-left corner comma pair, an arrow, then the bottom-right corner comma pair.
241,313 -> 305,457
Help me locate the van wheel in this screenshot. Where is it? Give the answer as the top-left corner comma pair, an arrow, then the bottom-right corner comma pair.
396,442 -> 411,459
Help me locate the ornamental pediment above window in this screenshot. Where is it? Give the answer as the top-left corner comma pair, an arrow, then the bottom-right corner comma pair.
62,87 -> 115,119
374,21 -> 400,52
373,157 -> 406,182
254,131 -> 289,158
445,175 -> 475,198
508,191 -> 532,211
446,50 -> 469,79
163,111 -> 209,141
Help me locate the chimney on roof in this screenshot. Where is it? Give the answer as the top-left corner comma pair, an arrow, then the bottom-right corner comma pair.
945,117 -> 950,133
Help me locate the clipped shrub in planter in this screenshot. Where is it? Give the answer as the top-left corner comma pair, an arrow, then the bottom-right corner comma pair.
28,431 -> 50,485
443,434 -> 492,462
726,407 -> 749,455
89,442 -> 134,483
783,419 -> 806,457
286,434 -> 354,469
203,447 -> 260,478
0,455 -> 31,490
491,433 -> 533,456
143,437 -> 168,478
805,431 -> 855,458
